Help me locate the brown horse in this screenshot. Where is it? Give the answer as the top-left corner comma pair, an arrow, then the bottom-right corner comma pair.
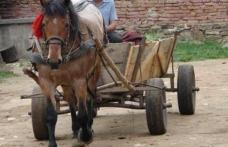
23,0 -> 104,146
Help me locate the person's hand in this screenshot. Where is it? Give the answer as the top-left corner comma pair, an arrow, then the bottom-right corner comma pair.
106,21 -> 118,32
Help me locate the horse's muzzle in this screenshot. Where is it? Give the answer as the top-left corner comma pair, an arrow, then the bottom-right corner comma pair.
47,59 -> 62,69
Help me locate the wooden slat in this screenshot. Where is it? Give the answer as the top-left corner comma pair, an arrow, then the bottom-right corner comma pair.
99,43 -> 131,84
124,45 -> 139,81
124,37 -> 175,82
95,39 -> 135,91
158,37 -> 175,74
98,86 -> 163,94
135,41 -> 160,81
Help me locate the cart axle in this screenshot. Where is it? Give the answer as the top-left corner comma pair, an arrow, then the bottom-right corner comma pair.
163,103 -> 172,109
165,87 -> 200,92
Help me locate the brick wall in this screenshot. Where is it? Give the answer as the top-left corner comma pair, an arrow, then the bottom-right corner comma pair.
0,0 -> 227,29
115,0 -> 228,29
0,0 -> 40,19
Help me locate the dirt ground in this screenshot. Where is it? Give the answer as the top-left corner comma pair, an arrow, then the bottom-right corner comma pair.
0,59 -> 228,147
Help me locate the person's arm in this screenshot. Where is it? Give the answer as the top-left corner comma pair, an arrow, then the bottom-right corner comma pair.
106,20 -> 117,32
107,1 -> 118,32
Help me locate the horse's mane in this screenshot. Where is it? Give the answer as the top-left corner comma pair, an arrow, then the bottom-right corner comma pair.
42,0 -> 80,43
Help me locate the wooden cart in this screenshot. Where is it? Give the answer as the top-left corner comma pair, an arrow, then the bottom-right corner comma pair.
21,29 -> 199,140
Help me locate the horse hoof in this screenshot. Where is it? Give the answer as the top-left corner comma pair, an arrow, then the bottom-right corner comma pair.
73,131 -> 79,139
77,128 -> 93,144
72,139 -> 84,147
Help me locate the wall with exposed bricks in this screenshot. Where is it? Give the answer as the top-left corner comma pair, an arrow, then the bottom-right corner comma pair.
115,0 -> 228,29
0,0 -> 227,28
0,0 -> 40,19
0,0 -> 228,60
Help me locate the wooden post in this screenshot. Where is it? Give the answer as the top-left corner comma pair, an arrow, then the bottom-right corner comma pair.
95,39 -> 135,91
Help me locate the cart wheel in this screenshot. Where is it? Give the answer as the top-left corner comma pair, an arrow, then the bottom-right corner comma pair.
145,78 -> 167,135
31,87 -> 49,140
177,65 -> 196,115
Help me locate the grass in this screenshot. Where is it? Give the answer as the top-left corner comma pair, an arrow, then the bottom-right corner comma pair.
0,71 -> 17,82
145,32 -> 162,41
146,33 -> 228,62
174,40 -> 228,62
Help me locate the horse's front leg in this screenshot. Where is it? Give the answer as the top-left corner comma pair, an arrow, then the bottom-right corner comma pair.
73,80 -> 94,144
41,82 -> 58,147
46,99 -> 58,147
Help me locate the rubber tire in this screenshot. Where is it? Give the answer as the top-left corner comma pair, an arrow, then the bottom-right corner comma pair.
31,87 -> 49,140
177,65 -> 196,115
146,78 -> 167,135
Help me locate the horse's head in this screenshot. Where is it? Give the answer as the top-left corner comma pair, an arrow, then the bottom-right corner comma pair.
40,0 -> 79,69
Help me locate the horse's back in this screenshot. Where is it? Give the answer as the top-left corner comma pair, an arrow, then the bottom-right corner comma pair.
74,2 -> 104,42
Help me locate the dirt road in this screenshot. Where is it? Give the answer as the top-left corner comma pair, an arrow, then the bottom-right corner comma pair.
0,59 -> 228,147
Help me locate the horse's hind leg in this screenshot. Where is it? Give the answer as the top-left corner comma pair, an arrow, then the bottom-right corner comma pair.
77,100 -> 94,144
62,86 -> 80,137
46,99 -> 58,147
69,104 -> 80,137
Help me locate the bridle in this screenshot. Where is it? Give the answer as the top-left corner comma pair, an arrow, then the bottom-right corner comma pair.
45,36 -> 66,49
34,10 -> 96,69
41,13 -> 73,60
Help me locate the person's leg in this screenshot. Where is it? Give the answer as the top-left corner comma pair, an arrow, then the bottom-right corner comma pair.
107,31 -> 122,43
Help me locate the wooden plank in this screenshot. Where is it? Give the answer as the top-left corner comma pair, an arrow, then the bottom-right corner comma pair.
99,86 -> 163,94
95,39 -> 135,91
105,43 -> 131,73
158,37 -> 175,74
124,45 -> 139,81
135,41 -> 160,81
100,43 -> 131,84
124,45 -> 134,81
133,37 -> 175,82
131,37 -> 146,82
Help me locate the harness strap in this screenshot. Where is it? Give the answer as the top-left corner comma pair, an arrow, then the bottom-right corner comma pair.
46,36 -> 65,46
86,48 -> 99,99
63,39 -> 96,63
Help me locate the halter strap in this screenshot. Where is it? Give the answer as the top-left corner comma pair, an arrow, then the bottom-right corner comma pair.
46,36 -> 66,46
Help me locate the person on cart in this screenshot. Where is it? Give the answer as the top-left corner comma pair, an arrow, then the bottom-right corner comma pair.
90,0 -> 123,43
